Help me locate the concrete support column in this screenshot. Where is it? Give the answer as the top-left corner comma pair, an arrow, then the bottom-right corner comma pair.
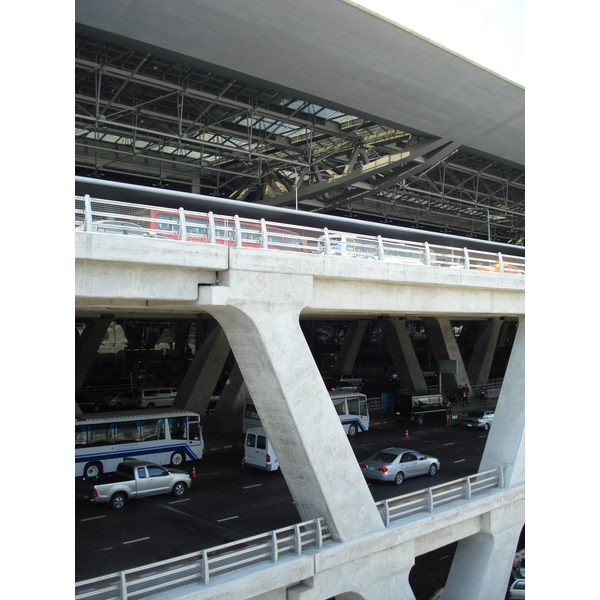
381,318 -> 427,391
442,502 -> 524,600
200,270 -> 384,542
75,316 -> 112,394
443,316 -> 525,599
332,320 -> 368,376
208,361 -> 249,432
422,317 -> 469,396
467,319 -> 502,386
172,321 -> 231,416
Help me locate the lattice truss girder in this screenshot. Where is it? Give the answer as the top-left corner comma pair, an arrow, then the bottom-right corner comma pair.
75,34 -> 525,244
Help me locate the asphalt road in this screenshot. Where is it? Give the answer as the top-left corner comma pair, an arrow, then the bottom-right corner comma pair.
75,418 -> 493,598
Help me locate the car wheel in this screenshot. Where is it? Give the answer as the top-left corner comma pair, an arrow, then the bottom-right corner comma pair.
394,471 -> 404,485
110,492 -> 127,510
417,415 -> 424,425
84,462 -> 102,478
347,424 -> 357,436
172,482 -> 187,497
116,402 -> 122,409
170,451 -> 185,467
484,423 -> 490,431
148,402 -> 155,409
429,464 -> 438,476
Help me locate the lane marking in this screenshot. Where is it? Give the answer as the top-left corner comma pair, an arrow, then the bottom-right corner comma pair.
123,537 -> 150,545
80,515 -> 106,522
169,498 -> 191,504
439,555 -> 451,561
243,484 -> 262,490
217,516 -> 239,523
454,459 -> 466,463
444,443 -> 455,446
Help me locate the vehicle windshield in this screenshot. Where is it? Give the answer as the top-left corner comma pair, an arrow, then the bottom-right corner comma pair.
466,411 -> 485,418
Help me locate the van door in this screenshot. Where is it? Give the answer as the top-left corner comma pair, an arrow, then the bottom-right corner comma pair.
244,431 -> 265,468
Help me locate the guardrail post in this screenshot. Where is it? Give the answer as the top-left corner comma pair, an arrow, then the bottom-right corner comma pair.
383,499 -> 390,527
201,549 -> 209,585
323,228 -> 331,255
271,530 -> 279,562
234,215 -> 242,248
377,235 -> 386,261
427,488 -> 434,512
465,476 -> 472,500
294,523 -> 302,555
499,466 -> 505,489
315,518 -> 323,548
83,194 -> 93,231
260,218 -> 268,249
120,571 -> 128,600
208,212 -> 216,244
425,242 -> 431,266
178,207 -> 187,241
498,252 -> 504,273
463,247 -> 470,271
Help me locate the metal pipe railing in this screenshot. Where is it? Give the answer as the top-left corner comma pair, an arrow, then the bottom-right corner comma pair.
75,196 -> 525,275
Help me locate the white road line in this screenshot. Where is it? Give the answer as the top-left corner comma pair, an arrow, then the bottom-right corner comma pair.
80,515 -> 106,522
169,498 -> 191,504
217,516 -> 239,523
444,442 -> 455,446
123,537 -> 150,545
439,555 -> 451,561
454,459 -> 466,463
242,484 -> 262,490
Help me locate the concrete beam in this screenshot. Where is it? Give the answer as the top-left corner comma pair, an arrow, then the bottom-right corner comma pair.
75,316 -> 113,394
381,319 -> 427,391
332,320 -> 368,376
467,319 -> 503,386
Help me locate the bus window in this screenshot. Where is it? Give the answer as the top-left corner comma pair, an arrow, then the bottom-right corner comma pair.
115,421 -> 141,444
169,417 -> 186,440
140,419 -> 165,442
75,425 -> 87,447
89,423 -> 114,446
333,399 -> 345,416
188,419 -> 200,441
347,397 -> 359,415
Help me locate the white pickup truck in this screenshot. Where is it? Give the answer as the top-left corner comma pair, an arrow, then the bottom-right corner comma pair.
75,459 -> 192,509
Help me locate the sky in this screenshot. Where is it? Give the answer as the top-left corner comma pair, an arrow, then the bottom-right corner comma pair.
352,0 -> 525,85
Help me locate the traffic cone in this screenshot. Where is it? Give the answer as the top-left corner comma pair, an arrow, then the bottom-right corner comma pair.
405,429 -> 409,439
192,466 -> 197,479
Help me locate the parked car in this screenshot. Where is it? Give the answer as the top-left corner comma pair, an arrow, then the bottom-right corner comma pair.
462,410 -> 494,431
102,390 -> 137,409
339,373 -> 364,387
509,578 -> 525,599
242,427 -> 280,472
360,447 -> 440,485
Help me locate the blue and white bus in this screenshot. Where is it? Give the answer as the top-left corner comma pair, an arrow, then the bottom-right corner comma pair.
75,409 -> 203,478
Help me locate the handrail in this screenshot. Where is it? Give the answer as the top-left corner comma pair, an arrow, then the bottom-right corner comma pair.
75,195 -> 525,275
75,468 -> 505,599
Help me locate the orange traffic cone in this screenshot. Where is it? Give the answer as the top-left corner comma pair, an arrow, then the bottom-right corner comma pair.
192,466 -> 197,478
405,429 -> 409,439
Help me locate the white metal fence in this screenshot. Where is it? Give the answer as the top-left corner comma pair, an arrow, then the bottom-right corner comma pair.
75,467 -> 504,599
75,195 -> 525,275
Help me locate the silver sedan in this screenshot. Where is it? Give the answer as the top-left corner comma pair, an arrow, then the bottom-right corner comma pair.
462,410 -> 494,431
360,447 -> 440,485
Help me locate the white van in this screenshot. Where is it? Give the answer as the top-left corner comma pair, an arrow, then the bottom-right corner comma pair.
134,387 -> 178,409
243,427 -> 279,472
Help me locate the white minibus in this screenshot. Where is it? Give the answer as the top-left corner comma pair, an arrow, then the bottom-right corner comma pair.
242,390 -> 369,436
243,427 -> 280,472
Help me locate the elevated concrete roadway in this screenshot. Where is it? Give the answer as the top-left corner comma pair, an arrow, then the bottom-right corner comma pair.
75,231 -> 524,598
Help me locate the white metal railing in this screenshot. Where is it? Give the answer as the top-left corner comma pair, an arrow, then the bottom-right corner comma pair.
75,517 -> 331,600
75,195 -> 525,275
376,467 -> 505,526
75,468 -> 504,599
